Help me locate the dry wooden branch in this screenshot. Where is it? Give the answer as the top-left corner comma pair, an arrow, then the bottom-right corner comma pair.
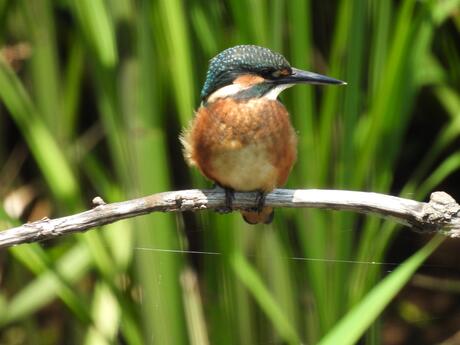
1,189 -> 459,249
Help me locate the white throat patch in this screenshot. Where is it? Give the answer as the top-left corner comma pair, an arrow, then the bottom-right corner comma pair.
263,83 -> 294,100
206,83 -> 294,103
207,84 -> 246,103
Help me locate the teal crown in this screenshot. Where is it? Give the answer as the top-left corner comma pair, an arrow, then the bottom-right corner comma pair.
201,45 -> 291,101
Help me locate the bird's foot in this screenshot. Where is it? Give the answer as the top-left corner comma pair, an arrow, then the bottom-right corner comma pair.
242,191 -> 274,224
224,188 -> 235,212
253,190 -> 266,213
213,185 -> 234,214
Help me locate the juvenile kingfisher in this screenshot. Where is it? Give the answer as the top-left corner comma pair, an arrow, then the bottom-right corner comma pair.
181,45 -> 345,224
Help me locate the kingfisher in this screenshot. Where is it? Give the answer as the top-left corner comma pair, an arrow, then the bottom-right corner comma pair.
181,45 -> 345,224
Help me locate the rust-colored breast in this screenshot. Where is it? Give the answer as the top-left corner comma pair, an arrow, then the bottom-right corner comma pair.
181,98 -> 297,192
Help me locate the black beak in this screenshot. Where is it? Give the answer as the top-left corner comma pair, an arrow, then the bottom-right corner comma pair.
277,67 -> 346,85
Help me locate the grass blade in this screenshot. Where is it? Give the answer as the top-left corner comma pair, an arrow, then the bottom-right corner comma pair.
318,235 -> 444,345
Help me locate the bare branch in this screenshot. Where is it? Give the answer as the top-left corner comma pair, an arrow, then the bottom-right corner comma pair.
1,189 -> 459,249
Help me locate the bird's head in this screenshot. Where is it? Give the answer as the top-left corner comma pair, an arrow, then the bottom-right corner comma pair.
201,45 -> 345,104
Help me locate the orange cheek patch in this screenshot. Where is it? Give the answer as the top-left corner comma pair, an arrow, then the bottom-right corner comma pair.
233,74 -> 265,87
280,68 -> 290,76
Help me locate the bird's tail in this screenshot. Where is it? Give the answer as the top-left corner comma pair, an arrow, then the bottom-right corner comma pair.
241,207 -> 274,225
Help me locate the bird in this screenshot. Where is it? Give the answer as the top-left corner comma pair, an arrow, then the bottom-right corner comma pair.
181,45 -> 345,224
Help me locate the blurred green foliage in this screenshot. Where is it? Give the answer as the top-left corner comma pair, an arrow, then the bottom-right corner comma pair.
0,0 -> 459,344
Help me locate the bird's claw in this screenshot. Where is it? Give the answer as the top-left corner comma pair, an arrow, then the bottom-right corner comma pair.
248,190 -> 266,213
214,185 -> 234,214
213,186 -> 266,215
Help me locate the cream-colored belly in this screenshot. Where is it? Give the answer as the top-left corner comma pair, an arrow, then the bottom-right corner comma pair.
210,143 -> 277,192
